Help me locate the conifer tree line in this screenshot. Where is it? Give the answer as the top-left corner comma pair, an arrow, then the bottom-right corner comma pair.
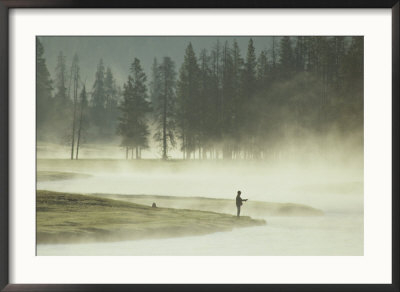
37,39 -> 119,159
37,36 -> 363,160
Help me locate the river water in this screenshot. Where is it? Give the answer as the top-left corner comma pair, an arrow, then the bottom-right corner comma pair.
36,161 -> 363,256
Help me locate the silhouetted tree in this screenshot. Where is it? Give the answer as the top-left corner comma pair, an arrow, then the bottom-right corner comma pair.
91,59 -> 106,139
153,57 -> 177,160
104,67 -> 119,140
118,58 -> 151,159
76,85 -> 88,160
36,38 -> 53,140
70,54 -> 80,160
176,43 -> 201,159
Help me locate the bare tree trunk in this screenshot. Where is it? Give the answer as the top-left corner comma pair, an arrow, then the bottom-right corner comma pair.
70,67 -> 78,160
68,63 -> 74,160
75,96 -> 84,160
162,89 -> 167,160
75,131 -> 80,160
126,147 -> 128,160
182,122 -> 186,160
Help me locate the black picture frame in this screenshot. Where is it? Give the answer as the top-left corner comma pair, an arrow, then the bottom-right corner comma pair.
0,1 -> 399,291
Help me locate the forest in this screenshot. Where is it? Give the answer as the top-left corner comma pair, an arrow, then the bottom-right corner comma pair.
36,36 -> 363,160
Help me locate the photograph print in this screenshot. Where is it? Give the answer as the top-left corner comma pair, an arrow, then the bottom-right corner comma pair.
36,36 -> 363,256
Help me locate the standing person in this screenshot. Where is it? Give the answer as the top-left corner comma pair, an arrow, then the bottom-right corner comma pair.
236,190 -> 248,217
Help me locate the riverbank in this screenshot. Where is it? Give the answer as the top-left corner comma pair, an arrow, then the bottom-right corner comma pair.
37,190 -> 266,244
94,193 -> 324,217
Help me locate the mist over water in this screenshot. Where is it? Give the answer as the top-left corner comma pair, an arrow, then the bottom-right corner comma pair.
38,160 -> 363,213
37,151 -> 363,256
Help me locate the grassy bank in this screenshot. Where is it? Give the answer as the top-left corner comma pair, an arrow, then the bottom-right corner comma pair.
37,171 -> 91,182
37,190 -> 266,244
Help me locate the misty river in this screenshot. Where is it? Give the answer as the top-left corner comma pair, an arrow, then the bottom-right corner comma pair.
36,160 -> 363,256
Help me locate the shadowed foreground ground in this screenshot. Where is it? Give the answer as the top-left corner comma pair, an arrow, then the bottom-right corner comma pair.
37,190 -> 266,244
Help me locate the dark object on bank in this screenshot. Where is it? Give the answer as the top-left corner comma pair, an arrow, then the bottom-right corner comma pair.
152,202 -> 157,208
236,190 -> 248,217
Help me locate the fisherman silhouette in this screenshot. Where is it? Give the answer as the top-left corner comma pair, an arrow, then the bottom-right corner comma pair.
236,190 -> 248,217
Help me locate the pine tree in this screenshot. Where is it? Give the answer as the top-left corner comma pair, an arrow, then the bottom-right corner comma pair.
36,38 -> 53,140
54,51 -> 68,101
198,48 -> 215,159
208,40 -> 223,159
241,38 -> 258,158
91,59 -> 107,139
176,43 -> 200,159
221,41 -> 235,159
118,58 -> 151,159
76,85 -> 88,160
279,36 -> 294,77
243,38 -> 257,100
153,57 -> 177,160
150,58 -> 162,110
104,67 -> 119,139
70,54 -> 80,160
257,49 -> 269,89
51,51 -> 70,142
231,39 -> 244,158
